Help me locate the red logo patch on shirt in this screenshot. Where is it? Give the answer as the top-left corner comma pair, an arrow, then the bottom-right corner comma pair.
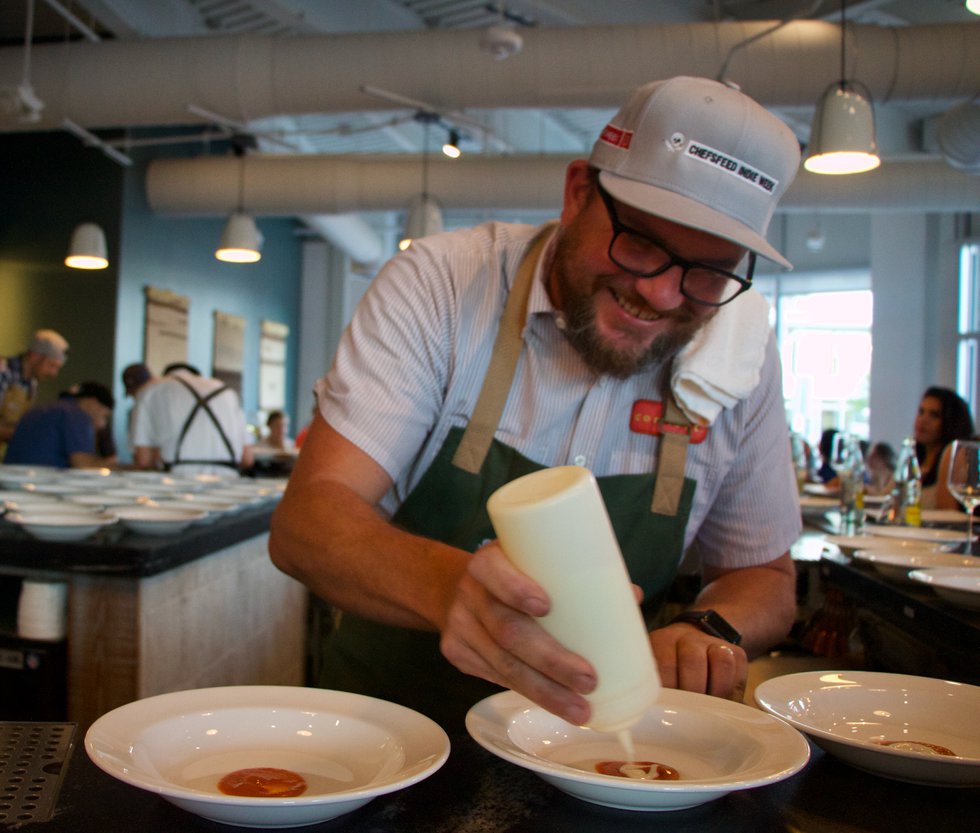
599,124 -> 633,150
630,400 -> 708,444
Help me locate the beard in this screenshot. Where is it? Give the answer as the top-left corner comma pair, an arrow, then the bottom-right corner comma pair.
550,231 -> 710,378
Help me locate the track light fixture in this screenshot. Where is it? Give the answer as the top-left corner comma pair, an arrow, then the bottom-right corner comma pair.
442,128 -> 462,159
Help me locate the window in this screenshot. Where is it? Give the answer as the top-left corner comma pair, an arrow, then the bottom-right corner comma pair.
756,270 -> 873,444
957,243 -> 980,417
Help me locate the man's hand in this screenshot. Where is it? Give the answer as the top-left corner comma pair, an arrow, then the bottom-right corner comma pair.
440,542 -> 598,726
649,623 -> 748,702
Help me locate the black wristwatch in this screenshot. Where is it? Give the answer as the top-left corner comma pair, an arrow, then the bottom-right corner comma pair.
669,609 -> 742,645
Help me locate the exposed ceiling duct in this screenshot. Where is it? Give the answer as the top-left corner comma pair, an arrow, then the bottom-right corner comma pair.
147,155 -> 980,216
3,21 -> 978,262
0,23 -> 977,130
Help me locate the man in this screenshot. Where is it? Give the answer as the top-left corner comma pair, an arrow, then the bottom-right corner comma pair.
3,381 -> 114,469
120,362 -> 157,453
269,77 -> 803,730
0,329 -> 70,453
131,363 -> 252,476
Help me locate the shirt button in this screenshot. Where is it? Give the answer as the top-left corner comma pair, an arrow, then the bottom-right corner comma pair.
573,455 -> 587,466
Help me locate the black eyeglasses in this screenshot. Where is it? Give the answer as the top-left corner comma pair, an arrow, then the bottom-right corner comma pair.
596,184 -> 754,308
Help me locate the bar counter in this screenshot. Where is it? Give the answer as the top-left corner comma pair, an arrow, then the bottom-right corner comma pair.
14,727 -> 978,832
0,501 -> 307,729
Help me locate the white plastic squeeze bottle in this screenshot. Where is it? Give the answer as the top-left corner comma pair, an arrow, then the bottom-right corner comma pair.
486,465 -> 661,735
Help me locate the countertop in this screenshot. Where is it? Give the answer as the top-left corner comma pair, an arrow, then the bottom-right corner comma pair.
0,503 -> 276,579
9,729 -> 977,833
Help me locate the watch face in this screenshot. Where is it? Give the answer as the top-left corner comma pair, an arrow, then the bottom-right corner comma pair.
700,611 -> 741,645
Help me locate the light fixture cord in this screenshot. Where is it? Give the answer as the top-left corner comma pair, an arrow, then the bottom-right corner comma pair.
839,0 -> 846,89
421,119 -> 430,200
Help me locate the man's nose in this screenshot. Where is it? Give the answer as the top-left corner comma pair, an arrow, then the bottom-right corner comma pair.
632,264 -> 686,311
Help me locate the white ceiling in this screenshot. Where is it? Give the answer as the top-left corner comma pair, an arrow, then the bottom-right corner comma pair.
1,0 -> 978,245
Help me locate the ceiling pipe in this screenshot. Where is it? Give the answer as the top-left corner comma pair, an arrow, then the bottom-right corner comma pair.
0,23 -> 978,132
147,155 -> 980,216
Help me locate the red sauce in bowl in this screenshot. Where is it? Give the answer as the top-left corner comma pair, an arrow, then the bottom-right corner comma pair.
218,767 -> 308,797
595,760 -> 680,780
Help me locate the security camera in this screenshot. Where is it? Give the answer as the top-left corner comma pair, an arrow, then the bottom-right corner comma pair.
480,23 -> 523,60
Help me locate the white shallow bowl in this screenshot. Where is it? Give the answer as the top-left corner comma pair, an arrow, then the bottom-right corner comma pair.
466,689 -> 809,812
909,567 -> 980,611
65,493 -> 144,509
823,534 -> 943,557
754,671 -> 980,787
85,686 -> 450,829
0,490 -> 61,512
111,505 -> 208,535
0,466 -> 58,487
852,550 -> 980,584
866,525 -> 975,546
7,511 -> 116,542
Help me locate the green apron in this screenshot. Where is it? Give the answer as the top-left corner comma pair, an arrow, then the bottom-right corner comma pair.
319,228 -> 697,730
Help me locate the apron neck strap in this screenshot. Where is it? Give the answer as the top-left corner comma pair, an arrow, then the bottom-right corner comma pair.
450,222 -> 693,518
452,225 -> 554,474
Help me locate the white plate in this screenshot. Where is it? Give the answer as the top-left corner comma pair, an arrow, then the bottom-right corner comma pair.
799,495 -> 838,513
465,689 -> 809,812
0,490 -> 61,511
908,567 -> 980,611
20,481 -> 88,496
921,509 -> 970,525
7,511 -> 116,542
803,483 -> 838,497
822,534 -> 943,557
866,525 -> 975,545
111,505 -> 208,535
85,686 -> 449,829
64,493 -> 144,508
754,671 -> 980,787
851,550 -> 980,584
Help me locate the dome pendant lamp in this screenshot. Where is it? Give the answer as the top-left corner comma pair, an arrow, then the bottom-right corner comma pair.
216,155 -> 263,263
65,222 -> 109,270
804,0 -> 880,175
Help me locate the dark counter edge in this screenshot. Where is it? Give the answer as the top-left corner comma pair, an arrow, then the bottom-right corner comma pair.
0,504 -> 275,579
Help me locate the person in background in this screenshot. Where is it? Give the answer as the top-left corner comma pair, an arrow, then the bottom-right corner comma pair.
0,329 -> 69,455
293,397 -> 318,449
913,387 -> 974,508
131,363 -> 253,477
3,381 -> 114,469
864,441 -> 896,496
262,410 -> 294,453
121,363 -> 157,452
270,76 -> 802,730
815,428 -> 840,484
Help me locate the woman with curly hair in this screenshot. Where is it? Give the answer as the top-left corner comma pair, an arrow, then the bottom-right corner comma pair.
913,387 -> 974,508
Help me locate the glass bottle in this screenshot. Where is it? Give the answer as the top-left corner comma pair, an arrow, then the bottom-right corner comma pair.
837,434 -> 865,533
892,437 -> 922,527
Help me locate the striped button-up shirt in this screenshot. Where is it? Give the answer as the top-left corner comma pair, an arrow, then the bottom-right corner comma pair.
319,221 -> 800,570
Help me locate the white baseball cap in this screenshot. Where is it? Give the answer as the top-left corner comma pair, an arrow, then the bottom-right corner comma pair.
589,76 -> 800,269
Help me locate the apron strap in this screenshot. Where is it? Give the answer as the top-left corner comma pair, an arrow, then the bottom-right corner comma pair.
650,394 -> 693,517
169,376 -> 238,468
451,225 -> 555,474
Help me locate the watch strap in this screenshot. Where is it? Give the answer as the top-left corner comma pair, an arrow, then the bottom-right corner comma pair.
668,609 -> 742,645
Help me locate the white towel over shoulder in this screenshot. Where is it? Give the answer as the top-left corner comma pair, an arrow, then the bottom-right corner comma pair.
670,290 -> 771,426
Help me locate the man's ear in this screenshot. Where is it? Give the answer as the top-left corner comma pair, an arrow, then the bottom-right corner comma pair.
560,160 -> 594,226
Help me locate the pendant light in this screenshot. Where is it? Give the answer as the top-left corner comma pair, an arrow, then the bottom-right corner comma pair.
803,0 -> 880,175
399,115 -> 444,251
967,1 -> 980,16
65,222 -> 108,270
215,153 -> 262,263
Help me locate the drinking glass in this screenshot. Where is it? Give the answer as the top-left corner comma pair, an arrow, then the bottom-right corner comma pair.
946,439 -> 980,552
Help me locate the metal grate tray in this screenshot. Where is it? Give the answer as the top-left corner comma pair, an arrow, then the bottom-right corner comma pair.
0,722 -> 76,826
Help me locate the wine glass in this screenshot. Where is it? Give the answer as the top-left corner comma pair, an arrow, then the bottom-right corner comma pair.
946,439 -> 980,552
